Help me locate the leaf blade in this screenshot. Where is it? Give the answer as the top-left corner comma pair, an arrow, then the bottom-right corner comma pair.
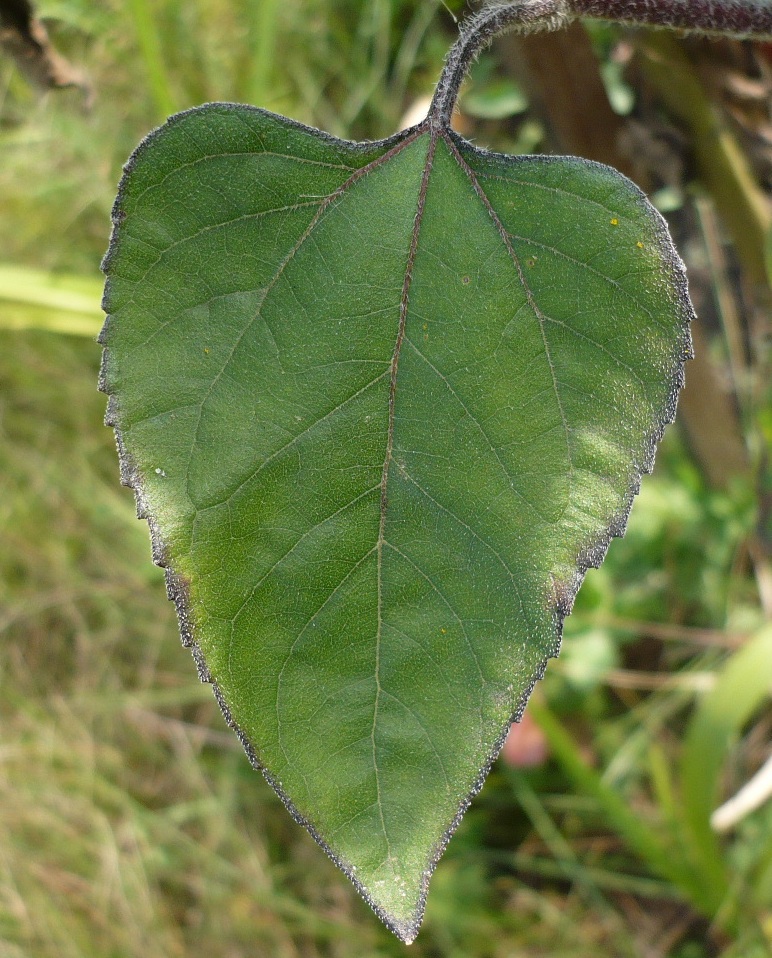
101,102 -> 692,941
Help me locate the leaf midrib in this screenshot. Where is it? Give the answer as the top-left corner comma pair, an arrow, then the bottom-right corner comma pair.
372,124 -> 440,875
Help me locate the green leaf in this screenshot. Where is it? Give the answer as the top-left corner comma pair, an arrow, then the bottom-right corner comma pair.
100,102 -> 691,941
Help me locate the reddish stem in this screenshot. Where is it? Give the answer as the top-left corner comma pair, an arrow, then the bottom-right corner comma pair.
430,0 -> 772,129
572,0 -> 772,37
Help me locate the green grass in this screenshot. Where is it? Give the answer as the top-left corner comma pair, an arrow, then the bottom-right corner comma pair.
1,0 -> 772,954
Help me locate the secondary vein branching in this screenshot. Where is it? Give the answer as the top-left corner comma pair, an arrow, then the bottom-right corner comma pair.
379,131 -> 440,528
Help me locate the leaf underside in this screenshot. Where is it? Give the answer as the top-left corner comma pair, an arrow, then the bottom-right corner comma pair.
100,103 -> 692,942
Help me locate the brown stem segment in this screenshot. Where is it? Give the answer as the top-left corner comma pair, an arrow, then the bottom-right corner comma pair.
429,0 -> 772,129
572,0 -> 772,37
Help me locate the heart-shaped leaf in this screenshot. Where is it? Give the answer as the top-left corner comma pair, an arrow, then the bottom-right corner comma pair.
100,101 -> 691,941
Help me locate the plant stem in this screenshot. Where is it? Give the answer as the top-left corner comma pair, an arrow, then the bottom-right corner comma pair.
572,0 -> 772,37
430,0 -> 772,128
429,1 -> 570,127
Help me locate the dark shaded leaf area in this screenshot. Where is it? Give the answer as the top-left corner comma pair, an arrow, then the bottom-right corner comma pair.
100,103 -> 692,940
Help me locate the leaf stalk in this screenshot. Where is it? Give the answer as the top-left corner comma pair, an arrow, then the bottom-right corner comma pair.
430,0 -> 772,127
429,1 -> 570,127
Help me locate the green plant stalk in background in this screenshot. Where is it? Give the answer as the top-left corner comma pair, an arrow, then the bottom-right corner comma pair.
127,0 -> 178,119
0,265 -> 103,336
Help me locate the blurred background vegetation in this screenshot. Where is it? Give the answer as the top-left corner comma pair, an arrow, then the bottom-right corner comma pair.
1,0 -> 772,955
